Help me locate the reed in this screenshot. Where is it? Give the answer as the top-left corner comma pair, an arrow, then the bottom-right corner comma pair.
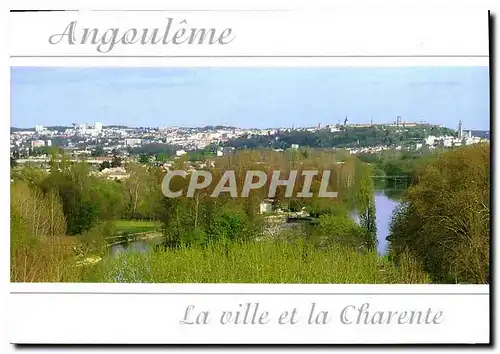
84,241 -> 431,284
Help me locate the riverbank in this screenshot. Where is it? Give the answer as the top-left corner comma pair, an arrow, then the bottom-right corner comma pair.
80,241 -> 430,283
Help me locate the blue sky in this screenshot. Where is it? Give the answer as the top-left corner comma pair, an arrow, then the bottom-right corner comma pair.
11,67 -> 490,130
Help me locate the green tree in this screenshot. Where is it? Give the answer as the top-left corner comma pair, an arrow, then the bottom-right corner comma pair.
139,154 -> 151,164
111,150 -> 122,168
315,214 -> 365,248
91,146 -> 105,157
388,143 -> 490,283
355,163 -> 377,250
10,156 -> 18,168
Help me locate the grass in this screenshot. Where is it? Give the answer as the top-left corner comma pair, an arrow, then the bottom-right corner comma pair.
114,219 -> 161,234
81,241 -> 431,284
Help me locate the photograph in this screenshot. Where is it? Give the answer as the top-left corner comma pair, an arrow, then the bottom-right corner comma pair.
10,66 -> 490,285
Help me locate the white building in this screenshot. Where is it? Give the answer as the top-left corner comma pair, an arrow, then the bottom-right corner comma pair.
99,167 -> 130,181
176,150 -> 187,156
78,123 -> 87,134
439,137 -> 454,148
259,200 -> 274,214
31,140 -> 45,148
35,125 -> 44,133
464,136 -> 483,145
424,135 -> 436,146
94,122 -> 103,131
125,138 -> 142,146
46,140 -> 52,147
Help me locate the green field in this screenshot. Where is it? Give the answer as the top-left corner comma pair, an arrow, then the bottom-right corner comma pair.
82,241 -> 431,284
114,220 -> 160,234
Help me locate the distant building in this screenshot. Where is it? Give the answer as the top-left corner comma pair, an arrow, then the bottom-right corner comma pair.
46,140 -> 52,147
176,150 -> 187,156
424,136 -> 437,146
35,125 -> 44,133
291,144 -> 299,150
94,122 -> 103,131
351,123 -> 372,128
464,136 -> 483,145
259,199 -> 274,214
125,138 -> 142,146
99,167 -> 129,181
466,130 -> 490,140
458,120 -> 463,138
222,147 -> 235,155
31,140 -> 45,148
439,137 -> 453,148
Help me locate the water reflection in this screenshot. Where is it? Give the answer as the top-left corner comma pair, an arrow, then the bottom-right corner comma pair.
109,237 -> 164,256
374,190 -> 402,256
110,189 -> 405,257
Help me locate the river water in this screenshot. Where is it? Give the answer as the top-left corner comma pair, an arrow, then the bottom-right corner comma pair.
110,189 -> 403,257
373,190 -> 402,256
109,235 -> 164,256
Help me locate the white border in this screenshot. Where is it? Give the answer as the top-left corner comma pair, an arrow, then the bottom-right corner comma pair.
9,284 -> 490,344
8,10 -> 489,59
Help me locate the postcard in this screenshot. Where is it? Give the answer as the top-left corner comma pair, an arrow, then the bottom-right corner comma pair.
7,4 -> 491,346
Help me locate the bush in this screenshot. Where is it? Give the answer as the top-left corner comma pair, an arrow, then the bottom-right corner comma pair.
315,214 -> 366,248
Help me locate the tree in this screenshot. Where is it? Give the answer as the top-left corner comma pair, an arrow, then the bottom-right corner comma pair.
388,143 -> 490,283
139,154 -> 151,165
111,150 -> 122,168
10,182 -> 72,282
41,162 -> 100,235
91,146 -> 105,157
354,162 -> 377,250
315,213 -> 365,248
207,206 -> 257,243
99,161 -> 112,171
11,180 -> 66,238
121,163 -> 163,220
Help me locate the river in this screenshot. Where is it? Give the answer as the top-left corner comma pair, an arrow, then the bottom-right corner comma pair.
109,235 -> 164,256
373,189 -> 403,256
110,189 -> 404,257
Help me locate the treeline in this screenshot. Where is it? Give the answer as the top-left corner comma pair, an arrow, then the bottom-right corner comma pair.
11,149 -> 379,273
10,156 -> 166,281
158,149 -> 377,249
387,143 -> 490,283
11,158 -> 164,236
223,126 -> 456,150
356,150 -> 443,190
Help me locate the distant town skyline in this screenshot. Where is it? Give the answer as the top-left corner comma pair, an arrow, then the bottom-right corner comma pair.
11,67 -> 490,130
